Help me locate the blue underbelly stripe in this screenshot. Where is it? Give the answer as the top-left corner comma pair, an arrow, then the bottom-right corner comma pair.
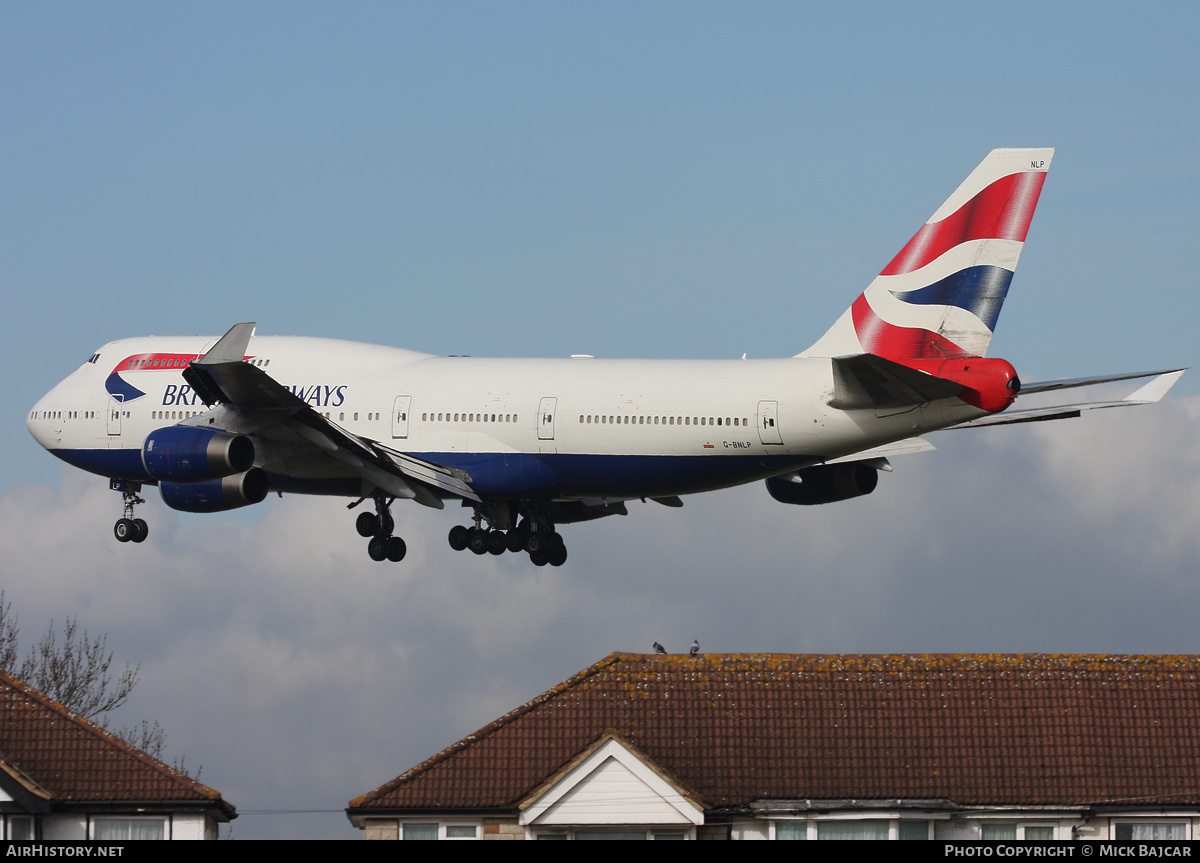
53,448 -> 819,499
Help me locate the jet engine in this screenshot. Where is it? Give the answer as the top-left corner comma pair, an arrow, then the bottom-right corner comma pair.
159,468 -> 270,513
142,427 -> 255,483
766,463 -> 879,506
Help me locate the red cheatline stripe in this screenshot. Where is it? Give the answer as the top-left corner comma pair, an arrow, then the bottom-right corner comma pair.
851,295 -> 973,360
880,171 -> 1046,276
109,353 -> 200,374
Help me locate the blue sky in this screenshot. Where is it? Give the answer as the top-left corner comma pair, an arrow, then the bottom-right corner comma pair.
2,2 -> 1198,839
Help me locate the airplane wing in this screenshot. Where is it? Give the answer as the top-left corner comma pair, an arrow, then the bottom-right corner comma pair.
824,436 -> 937,470
947,369 -> 1184,430
182,322 -> 479,507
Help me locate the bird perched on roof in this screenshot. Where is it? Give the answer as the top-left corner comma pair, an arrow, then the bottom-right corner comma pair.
653,642 -> 666,654
690,640 -> 700,655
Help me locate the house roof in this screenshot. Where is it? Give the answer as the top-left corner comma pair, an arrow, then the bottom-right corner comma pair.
0,670 -> 235,819
350,653 -> 1200,813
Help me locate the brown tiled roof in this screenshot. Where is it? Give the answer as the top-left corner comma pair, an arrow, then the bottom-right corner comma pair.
351,654 -> 1200,812
0,670 -> 234,818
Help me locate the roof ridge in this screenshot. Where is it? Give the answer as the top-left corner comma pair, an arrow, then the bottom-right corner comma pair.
0,668 -> 227,804
350,652 -> 628,808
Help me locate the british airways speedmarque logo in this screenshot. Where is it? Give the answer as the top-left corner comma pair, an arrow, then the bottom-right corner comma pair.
106,353 -> 201,402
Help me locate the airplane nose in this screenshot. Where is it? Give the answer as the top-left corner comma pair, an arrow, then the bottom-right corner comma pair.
27,381 -> 70,451
27,398 -> 57,450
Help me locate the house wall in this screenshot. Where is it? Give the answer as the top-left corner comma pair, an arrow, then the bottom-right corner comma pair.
360,817 -> 520,840
170,814 -> 216,840
38,812 -> 216,840
42,814 -> 88,840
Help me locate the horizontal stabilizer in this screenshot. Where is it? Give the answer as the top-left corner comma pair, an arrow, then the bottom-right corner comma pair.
1020,368 -> 1186,395
830,354 -> 966,411
947,370 -> 1184,429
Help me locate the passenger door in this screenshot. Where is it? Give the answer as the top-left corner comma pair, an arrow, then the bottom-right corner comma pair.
391,395 -> 412,440
537,397 -> 557,441
757,400 -> 782,445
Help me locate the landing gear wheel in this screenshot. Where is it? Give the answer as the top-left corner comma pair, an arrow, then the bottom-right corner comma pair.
367,537 -> 389,561
525,532 -> 546,554
356,512 -> 379,538
448,525 -> 469,551
505,530 -> 524,553
529,549 -> 549,567
487,530 -> 506,555
548,545 -> 567,567
114,518 -> 134,543
467,527 -> 488,555
131,519 -> 148,543
386,536 -> 407,562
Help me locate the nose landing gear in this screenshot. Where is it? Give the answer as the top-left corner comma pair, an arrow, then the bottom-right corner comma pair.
112,481 -> 148,544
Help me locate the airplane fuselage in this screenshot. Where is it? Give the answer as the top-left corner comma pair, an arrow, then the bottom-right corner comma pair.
36,150 -> 1147,567
27,334 -> 986,502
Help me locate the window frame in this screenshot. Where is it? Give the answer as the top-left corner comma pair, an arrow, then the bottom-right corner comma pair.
398,820 -> 482,840
89,816 -> 169,841
1111,820 -> 1189,841
771,817 -> 934,840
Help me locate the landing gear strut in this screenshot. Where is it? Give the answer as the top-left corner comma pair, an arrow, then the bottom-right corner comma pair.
447,507 -> 567,567
113,481 -> 148,544
350,494 -> 405,563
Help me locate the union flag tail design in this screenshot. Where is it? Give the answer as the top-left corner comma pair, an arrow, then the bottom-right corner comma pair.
799,148 -> 1053,360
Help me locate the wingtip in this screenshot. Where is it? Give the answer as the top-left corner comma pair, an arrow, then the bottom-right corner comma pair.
200,322 -> 257,364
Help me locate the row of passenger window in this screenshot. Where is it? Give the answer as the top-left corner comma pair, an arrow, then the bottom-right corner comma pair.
119,357 -> 270,370
124,357 -> 188,369
580,415 -> 749,427
29,411 -> 96,420
422,413 -> 519,424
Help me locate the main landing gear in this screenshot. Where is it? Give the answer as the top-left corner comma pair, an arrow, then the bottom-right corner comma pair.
447,515 -> 567,567
352,494 -> 406,563
112,481 -> 148,544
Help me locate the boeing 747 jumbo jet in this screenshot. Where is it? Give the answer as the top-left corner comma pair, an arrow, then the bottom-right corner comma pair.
27,149 -> 1183,567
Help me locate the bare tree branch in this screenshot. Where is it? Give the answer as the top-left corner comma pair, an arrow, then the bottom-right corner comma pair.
0,601 -> 196,776
16,616 -> 139,720
0,592 -> 18,673
115,719 -> 166,760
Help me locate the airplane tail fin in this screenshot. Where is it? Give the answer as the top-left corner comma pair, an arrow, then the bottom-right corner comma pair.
798,148 -> 1053,360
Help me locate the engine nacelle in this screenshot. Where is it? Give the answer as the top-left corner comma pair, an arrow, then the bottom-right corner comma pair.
142,427 -> 255,483
159,468 -> 270,513
766,463 -> 879,506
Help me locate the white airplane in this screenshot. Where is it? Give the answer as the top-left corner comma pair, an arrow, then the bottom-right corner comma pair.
26,149 -> 1183,567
